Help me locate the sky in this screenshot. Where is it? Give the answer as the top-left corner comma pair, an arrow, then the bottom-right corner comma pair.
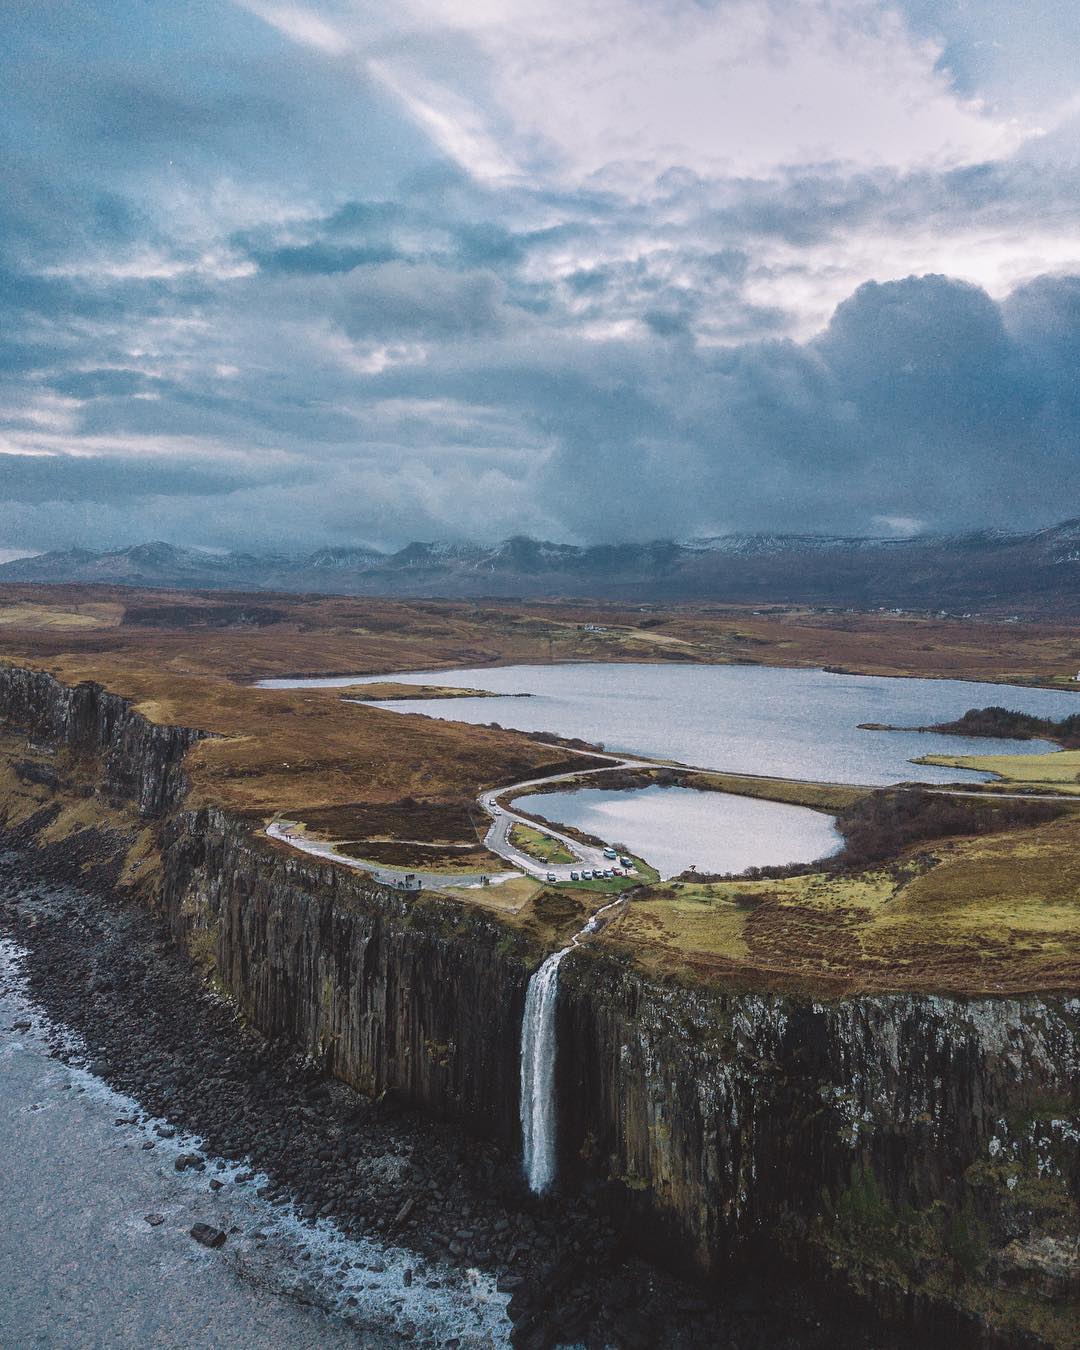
2,0 -> 1080,555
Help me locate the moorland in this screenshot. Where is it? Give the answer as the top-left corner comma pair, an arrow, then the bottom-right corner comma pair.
1,581 -> 1079,995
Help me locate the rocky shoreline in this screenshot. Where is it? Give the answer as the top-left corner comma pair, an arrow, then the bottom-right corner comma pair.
2,661 -> 1076,1348
0,836 -> 894,1350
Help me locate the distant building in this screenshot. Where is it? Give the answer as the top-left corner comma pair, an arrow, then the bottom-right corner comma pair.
579,623 -> 607,633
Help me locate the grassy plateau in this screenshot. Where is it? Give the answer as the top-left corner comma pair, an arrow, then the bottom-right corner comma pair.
1,581 -> 1079,993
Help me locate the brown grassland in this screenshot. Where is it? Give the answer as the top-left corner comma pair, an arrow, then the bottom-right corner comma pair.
1,581 -> 1079,994
605,806 -> 1080,995
335,681 -> 503,701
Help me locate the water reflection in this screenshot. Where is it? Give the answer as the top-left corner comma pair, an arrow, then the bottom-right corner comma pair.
263,663 -> 1073,787
516,784 -> 843,879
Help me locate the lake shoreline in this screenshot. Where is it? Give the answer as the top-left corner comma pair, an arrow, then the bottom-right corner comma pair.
265,660 -> 1080,789
511,781 -> 844,880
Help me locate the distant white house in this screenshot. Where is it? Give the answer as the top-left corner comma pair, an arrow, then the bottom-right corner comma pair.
580,623 -> 607,633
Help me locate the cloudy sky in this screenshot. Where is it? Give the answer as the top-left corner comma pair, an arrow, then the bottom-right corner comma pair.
3,0 -> 1080,555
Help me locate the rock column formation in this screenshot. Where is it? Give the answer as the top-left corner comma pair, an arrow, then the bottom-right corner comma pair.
1,662 -> 1078,1343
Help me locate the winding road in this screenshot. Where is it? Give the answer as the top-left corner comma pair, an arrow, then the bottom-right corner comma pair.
266,749 -> 660,890
266,737 -> 1078,893
477,752 -> 660,880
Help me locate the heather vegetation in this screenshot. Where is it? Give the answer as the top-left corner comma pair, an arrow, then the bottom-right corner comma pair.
831,788 -> 1071,867
931,705 -> 1080,746
680,788 -> 1072,883
2,582 -> 1080,993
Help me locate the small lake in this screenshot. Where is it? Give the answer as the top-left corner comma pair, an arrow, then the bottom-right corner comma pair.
516,784 -> 843,879
260,662 -> 1076,875
260,662 -> 1074,786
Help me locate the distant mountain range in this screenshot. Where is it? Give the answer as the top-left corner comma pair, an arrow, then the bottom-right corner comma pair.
3,523 -> 1079,614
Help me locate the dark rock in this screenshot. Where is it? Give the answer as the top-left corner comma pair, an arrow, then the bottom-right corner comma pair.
611,1310 -> 654,1350
4,663 -> 1076,1350
391,1196 -> 416,1229
189,1223 -> 227,1249
144,1214 -> 165,1227
14,760 -> 60,790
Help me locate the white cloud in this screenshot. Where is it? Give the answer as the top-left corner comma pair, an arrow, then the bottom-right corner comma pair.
239,2 -> 350,55
743,225 -> 1080,339
873,514 -> 924,536
381,0 -> 1031,188
40,248 -> 257,284
317,328 -> 429,376
368,60 -> 520,183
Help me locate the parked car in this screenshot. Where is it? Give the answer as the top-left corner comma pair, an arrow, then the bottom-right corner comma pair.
546,872 -> 557,883
611,867 -> 622,876
580,869 -> 592,880
491,806 -> 502,816
602,868 -> 613,878
603,847 -> 617,860
619,855 -> 633,868
570,871 -> 580,881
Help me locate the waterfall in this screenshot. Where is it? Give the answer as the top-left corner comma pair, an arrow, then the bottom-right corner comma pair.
519,946 -> 572,1195
519,898 -> 625,1195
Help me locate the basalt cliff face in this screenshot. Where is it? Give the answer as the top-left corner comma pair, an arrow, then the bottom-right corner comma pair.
0,662 -> 203,818
161,805 -> 530,1137
0,662 -> 1078,1346
559,960 -> 1080,1331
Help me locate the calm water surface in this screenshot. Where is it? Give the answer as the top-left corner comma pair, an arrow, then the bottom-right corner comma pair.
262,662 -> 1075,786
261,663 -> 1077,874
518,784 -> 843,878
0,933 -> 510,1349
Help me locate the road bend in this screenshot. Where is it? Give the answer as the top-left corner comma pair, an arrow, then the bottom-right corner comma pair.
268,746 -> 1079,891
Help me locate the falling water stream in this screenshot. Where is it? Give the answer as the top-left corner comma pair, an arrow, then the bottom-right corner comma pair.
519,898 -> 626,1194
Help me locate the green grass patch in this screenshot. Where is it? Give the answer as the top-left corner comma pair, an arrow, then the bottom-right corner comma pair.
559,852 -> 659,894
508,822 -> 576,865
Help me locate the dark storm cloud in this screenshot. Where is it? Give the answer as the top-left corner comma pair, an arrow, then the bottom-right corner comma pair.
331,264 -> 510,341
1,454 -> 257,504
532,273 -> 1080,538
2,0 -> 1080,553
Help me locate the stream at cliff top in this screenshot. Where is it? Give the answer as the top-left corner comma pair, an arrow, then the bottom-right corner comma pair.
519,897 -> 626,1195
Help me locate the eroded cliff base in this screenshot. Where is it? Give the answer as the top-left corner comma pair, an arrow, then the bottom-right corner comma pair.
0,837 -> 912,1350
0,658 -> 1077,1348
